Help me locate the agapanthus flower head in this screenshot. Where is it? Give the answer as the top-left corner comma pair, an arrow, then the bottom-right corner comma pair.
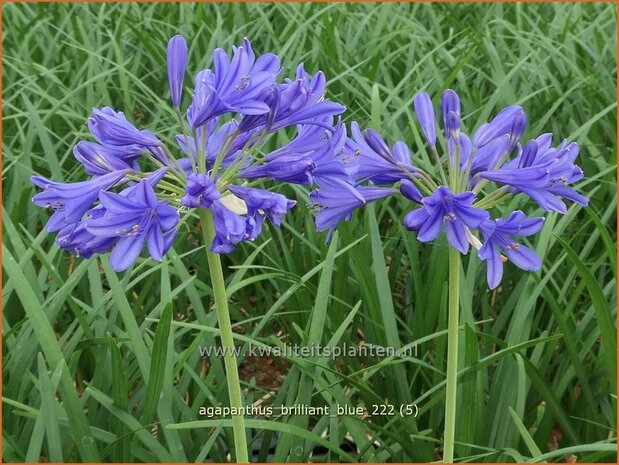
307,87 -> 588,289
32,35 -> 345,271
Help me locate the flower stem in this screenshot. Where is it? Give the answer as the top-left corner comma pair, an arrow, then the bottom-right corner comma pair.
175,106 -> 197,173
198,208 -> 249,463
430,145 -> 449,186
459,147 -> 478,192
474,185 -> 512,210
210,129 -> 239,179
443,247 -> 460,463
451,142 -> 461,192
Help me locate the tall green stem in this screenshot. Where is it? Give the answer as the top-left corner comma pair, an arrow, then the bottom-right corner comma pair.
198,208 -> 249,463
443,247 -> 460,463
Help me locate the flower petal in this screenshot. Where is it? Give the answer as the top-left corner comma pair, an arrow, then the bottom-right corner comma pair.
87,214 -> 140,237
403,208 -> 428,230
445,219 -> 469,254
147,227 -> 165,261
479,241 -> 503,289
99,191 -> 143,213
417,208 -> 442,242
505,244 -> 542,271
109,235 -> 147,271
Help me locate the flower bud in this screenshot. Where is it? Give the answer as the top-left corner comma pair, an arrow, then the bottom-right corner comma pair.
399,179 -> 422,203
441,89 -> 460,138
446,111 -> 461,142
167,35 -> 188,108
363,128 -> 392,161
413,92 -> 437,147
508,110 -> 527,152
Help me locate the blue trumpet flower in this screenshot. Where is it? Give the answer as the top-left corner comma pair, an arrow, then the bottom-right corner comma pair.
403,186 -> 489,254
238,64 -> 346,133
187,38 -> 280,128
180,173 -> 221,208
56,219 -> 117,259
86,181 -> 179,271
478,211 -> 544,289
480,138 -> 588,213
345,122 -> 415,185
228,185 -> 296,227
210,200 -> 252,253
73,141 -> 135,176
31,170 -> 127,232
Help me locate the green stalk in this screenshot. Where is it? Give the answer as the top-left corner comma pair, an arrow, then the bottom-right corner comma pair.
452,142 -> 460,192
161,144 -> 187,179
430,145 -> 449,186
175,106 -> 197,172
210,129 -> 241,180
459,147 -> 478,192
473,186 -> 511,209
198,208 -> 249,463
443,247 -> 460,463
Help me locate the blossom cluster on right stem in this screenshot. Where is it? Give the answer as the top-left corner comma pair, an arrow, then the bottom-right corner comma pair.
309,89 -> 588,289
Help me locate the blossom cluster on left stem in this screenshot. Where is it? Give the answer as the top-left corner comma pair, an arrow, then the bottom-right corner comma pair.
31,35 -> 348,271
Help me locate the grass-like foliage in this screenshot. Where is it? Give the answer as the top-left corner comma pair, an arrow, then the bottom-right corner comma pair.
2,2 -> 616,463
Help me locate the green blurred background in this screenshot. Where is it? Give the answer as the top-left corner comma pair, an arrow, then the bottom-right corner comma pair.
2,2 -> 617,462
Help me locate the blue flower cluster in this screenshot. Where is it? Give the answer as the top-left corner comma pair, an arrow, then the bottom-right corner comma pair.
308,90 -> 588,289
31,36 -> 345,271
31,35 -> 588,288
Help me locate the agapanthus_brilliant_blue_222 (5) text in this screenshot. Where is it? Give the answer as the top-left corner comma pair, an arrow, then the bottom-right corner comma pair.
31,35 -> 351,271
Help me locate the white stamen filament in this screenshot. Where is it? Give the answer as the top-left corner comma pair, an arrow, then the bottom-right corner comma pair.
220,193 -> 248,215
464,226 -> 482,251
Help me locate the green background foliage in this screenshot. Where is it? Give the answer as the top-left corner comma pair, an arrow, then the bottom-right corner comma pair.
2,2 -> 616,462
